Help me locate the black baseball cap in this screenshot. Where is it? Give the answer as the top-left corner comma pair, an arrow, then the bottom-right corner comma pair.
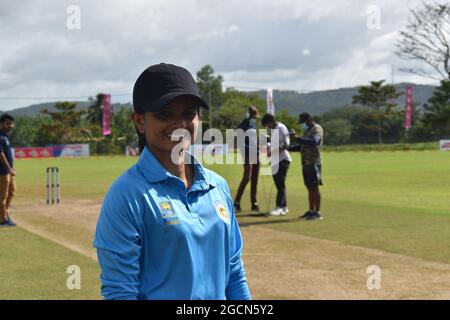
133,63 -> 209,114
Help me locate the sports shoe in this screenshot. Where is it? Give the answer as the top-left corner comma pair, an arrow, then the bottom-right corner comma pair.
0,220 -> 11,227
269,207 -> 284,216
306,211 -> 323,221
234,203 -> 242,213
299,210 -> 314,219
281,207 -> 289,216
6,218 -> 17,226
251,203 -> 260,212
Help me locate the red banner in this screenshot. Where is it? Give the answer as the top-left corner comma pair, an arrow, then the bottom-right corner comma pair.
102,94 -> 112,136
14,147 -> 53,159
405,85 -> 413,130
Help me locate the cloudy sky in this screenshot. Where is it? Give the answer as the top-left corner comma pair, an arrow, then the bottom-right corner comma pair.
0,0 -> 443,111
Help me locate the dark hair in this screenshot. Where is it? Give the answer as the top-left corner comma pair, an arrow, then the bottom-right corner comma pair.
261,113 -> 276,126
299,112 -> 312,123
0,114 -> 14,123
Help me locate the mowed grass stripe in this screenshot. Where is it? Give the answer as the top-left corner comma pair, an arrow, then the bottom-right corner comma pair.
0,227 -> 101,299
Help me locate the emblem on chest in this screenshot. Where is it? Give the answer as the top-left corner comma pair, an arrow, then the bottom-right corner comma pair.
215,200 -> 230,224
160,201 -> 180,226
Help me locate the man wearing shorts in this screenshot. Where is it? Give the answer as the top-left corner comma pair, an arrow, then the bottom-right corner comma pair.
0,114 -> 17,227
297,113 -> 324,221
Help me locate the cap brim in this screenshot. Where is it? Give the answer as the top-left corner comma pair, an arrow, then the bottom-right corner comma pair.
137,92 -> 209,113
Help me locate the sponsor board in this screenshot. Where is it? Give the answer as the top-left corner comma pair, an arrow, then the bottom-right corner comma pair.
13,147 -> 53,159
439,140 -> 450,151
13,144 -> 90,159
52,144 -> 90,157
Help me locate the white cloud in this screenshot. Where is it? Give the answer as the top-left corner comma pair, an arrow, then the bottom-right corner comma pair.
0,0 -> 440,111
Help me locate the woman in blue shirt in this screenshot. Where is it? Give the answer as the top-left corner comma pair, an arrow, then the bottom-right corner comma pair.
93,63 -> 251,300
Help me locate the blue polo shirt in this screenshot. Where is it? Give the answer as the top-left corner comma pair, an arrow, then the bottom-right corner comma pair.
93,147 -> 251,300
0,131 -> 13,175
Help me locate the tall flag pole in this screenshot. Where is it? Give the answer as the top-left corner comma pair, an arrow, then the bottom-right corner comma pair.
267,88 -> 275,115
102,93 -> 112,136
404,85 -> 413,130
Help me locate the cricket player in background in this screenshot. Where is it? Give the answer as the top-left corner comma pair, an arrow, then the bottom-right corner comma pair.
0,114 -> 16,227
234,106 -> 260,212
297,112 -> 324,221
261,113 -> 292,216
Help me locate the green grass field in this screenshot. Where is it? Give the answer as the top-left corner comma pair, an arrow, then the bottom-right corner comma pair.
1,150 -> 449,299
0,227 -> 100,299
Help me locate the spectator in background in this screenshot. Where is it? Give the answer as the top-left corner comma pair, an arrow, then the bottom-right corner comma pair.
297,113 -> 324,221
234,106 -> 260,212
0,114 -> 17,227
261,113 -> 292,216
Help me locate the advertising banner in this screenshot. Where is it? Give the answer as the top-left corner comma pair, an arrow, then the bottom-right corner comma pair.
14,147 -> 53,159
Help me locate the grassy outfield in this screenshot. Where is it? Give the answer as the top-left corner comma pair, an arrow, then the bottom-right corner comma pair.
213,150 -> 450,264
213,150 -> 450,215
6,149 -> 450,299
0,227 -> 100,299
13,156 -> 136,201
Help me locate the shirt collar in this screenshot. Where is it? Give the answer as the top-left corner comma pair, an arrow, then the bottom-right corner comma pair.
136,146 -> 216,190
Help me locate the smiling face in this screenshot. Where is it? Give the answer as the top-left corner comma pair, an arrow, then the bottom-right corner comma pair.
132,95 -> 200,156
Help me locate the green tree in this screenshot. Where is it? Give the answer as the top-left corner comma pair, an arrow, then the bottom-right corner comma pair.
39,101 -> 86,144
112,106 -> 137,151
321,118 -> 352,145
9,116 -> 51,147
274,109 -> 302,134
196,65 -> 224,129
352,80 -> 403,144
404,109 -> 435,142
423,80 -> 450,138
84,104 -> 137,155
86,93 -> 105,126
215,89 -> 265,133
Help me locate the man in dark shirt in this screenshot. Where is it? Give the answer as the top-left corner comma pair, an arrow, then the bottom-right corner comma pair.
234,106 -> 260,212
0,114 -> 17,227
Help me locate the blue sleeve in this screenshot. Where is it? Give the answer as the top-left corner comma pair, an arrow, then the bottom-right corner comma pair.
219,179 -> 251,300
298,135 -> 321,146
226,212 -> 251,300
93,184 -> 143,300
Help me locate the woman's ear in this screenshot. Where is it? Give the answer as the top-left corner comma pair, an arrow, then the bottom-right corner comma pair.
131,112 -> 145,134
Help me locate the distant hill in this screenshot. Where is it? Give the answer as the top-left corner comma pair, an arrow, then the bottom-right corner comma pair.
7,101 -> 132,118
248,83 -> 436,116
4,83 -> 436,118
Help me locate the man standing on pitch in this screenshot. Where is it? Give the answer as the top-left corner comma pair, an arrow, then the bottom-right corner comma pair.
0,114 -> 16,227
234,106 -> 260,212
261,113 -> 292,216
297,113 -> 324,221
